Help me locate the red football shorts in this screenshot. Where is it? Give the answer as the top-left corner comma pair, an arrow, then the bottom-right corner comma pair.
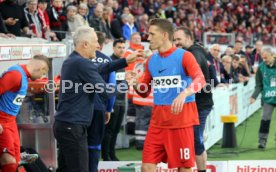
142,126 -> 195,168
0,113 -> 21,163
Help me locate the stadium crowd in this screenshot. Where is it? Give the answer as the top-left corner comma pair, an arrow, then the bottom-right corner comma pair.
0,0 -> 275,44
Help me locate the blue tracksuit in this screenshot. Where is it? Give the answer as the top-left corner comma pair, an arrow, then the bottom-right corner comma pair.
88,51 -> 116,172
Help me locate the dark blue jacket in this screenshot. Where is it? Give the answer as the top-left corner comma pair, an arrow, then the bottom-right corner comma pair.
250,49 -> 263,65
92,51 -> 116,112
55,51 -> 128,126
187,44 -> 214,111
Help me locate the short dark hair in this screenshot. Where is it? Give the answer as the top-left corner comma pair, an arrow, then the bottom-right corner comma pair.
228,45 -> 234,48
96,31 -> 106,46
38,0 -> 47,3
113,38 -> 125,47
174,26 -> 194,40
33,55 -> 51,68
149,18 -> 174,41
245,45 -> 253,49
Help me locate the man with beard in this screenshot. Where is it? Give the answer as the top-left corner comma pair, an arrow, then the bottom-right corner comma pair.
174,27 -> 213,172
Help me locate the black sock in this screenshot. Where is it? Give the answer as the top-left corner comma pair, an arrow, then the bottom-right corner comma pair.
198,170 -> 206,172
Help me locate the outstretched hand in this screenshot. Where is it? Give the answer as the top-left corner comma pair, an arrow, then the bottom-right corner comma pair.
126,50 -> 146,64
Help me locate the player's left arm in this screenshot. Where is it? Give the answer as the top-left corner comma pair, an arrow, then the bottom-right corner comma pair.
171,51 -> 206,114
0,71 -> 22,95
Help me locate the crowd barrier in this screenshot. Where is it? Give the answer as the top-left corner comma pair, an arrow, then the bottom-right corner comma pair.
204,77 -> 261,149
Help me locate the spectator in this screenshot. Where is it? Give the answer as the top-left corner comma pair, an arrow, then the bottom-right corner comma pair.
64,0 -> 77,8
0,0 -> 30,36
230,54 -> 241,83
251,40 -> 264,73
221,55 -> 233,84
87,0 -> 97,19
37,0 -> 57,41
23,0 -> 44,38
66,5 -> 82,33
102,7 -> 113,40
233,40 -> 246,55
155,8 -> 166,19
76,3 -> 89,27
88,3 -> 104,32
37,0 -> 49,31
165,0 -> 176,20
221,46 -> 234,58
0,12 -> 15,38
207,44 -> 224,83
112,0 -> 122,19
0,13 -> 8,34
110,14 -> 128,39
239,55 -> 251,82
57,0 -> 274,44
130,0 -> 144,16
245,45 -> 253,67
105,0 -> 113,8
138,14 -> 149,41
47,0 -> 68,41
122,14 -> 137,40
122,6 -> 130,15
